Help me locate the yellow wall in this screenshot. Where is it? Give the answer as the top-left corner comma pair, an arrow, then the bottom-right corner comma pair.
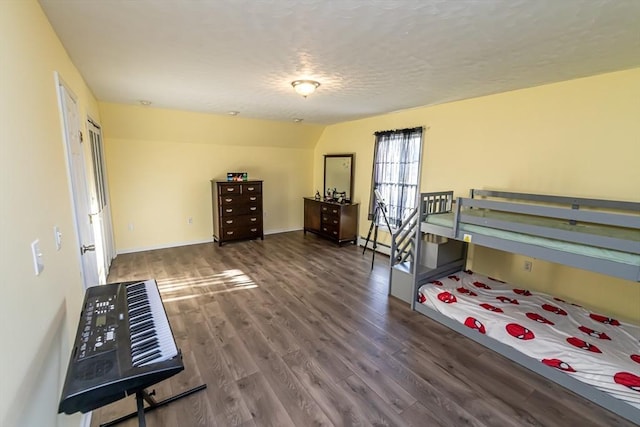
0,1 -> 100,426
315,69 -> 640,322
99,103 -> 324,252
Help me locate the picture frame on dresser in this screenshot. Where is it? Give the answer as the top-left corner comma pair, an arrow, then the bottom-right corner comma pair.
211,180 -> 264,246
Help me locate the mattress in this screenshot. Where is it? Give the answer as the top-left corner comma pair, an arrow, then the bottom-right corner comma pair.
423,211 -> 640,266
417,270 -> 640,409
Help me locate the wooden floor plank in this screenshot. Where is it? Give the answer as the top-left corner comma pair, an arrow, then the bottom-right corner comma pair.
282,350 -> 372,427
338,374 -> 410,427
236,372 -> 296,427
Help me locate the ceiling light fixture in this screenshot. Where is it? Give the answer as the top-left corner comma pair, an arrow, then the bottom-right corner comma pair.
139,100 -> 152,106
291,80 -> 320,98
228,111 -> 239,116
293,118 -> 303,123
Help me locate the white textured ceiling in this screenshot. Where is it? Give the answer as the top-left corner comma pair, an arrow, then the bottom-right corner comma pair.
39,0 -> 640,125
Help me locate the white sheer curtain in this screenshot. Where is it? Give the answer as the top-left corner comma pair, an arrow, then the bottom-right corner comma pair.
369,127 -> 422,228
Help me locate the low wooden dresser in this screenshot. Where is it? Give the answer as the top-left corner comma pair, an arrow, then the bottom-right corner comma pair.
211,180 -> 263,246
303,197 -> 358,245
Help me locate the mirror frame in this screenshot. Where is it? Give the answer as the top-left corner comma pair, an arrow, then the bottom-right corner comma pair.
324,153 -> 354,203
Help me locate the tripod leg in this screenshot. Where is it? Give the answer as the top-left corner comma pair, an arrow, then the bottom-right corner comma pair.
379,207 -> 393,234
363,213 -> 376,255
371,224 -> 378,269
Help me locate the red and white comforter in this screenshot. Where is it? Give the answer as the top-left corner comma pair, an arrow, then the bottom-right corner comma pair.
417,270 -> 640,409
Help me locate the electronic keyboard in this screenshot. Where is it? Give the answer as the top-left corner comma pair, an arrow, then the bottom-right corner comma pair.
58,279 -> 184,415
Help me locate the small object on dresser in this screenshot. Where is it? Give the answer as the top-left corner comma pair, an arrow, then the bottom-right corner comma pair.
315,190 -> 321,200
227,172 -> 248,182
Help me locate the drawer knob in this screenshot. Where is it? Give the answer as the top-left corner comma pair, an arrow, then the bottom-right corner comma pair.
332,209 -> 338,213
226,188 -> 235,192
225,198 -> 233,202
333,231 -> 338,235
226,220 -> 233,224
333,220 -> 338,224
250,196 -> 256,201
250,228 -> 257,232
227,231 -> 234,235
248,187 -> 254,191
250,207 -> 257,211
250,218 -> 257,222
226,209 -> 233,212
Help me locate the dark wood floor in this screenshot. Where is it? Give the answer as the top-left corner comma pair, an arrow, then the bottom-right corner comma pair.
92,231 -> 633,427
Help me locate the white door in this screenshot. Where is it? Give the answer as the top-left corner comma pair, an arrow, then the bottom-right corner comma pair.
56,76 -> 99,289
87,119 -> 115,283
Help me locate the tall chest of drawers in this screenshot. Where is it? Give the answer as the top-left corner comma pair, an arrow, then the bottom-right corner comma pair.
211,180 -> 263,246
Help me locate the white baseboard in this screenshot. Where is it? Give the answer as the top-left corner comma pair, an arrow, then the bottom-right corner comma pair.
117,238 -> 212,255
265,227 -> 302,235
358,236 -> 391,256
116,228 -> 303,255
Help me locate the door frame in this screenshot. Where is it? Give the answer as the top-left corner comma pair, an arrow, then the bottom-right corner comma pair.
54,72 -> 99,289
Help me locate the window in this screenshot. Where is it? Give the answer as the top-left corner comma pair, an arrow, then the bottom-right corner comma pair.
369,127 -> 423,228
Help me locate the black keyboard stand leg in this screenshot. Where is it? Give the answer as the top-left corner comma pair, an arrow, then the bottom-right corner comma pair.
99,384 -> 207,427
136,391 -> 146,427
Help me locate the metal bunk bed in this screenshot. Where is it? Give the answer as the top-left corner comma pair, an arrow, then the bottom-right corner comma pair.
389,189 -> 640,424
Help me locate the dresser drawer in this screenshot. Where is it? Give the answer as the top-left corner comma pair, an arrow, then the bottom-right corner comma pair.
219,184 -> 241,195
321,214 -> 340,226
220,214 -> 262,228
220,203 -> 261,217
220,194 -> 242,206
242,183 -> 261,194
220,194 -> 262,206
220,225 -> 263,240
321,204 -> 341,217
321,223 -> 340,238
243,194 -> 262,204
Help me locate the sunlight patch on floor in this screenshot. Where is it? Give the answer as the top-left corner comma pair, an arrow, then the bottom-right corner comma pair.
156,269 -> 257,302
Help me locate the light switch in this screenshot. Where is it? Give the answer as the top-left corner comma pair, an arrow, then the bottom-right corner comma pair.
31,239 -> 44,275
54,226 -> 62,250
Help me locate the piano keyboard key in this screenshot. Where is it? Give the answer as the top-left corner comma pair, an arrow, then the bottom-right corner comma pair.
126,280 -> 178,367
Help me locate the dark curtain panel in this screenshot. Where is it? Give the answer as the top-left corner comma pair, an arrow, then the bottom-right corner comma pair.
368,127 -> 422,228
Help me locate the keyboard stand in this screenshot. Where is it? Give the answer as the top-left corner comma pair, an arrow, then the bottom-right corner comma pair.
99,383 -> 207,427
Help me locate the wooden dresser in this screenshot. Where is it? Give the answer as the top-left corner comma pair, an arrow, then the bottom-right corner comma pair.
211,180 -> 263,246
303,197 -> 358,245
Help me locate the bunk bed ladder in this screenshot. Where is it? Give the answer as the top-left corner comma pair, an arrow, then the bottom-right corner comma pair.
390,191 -> 462,307
389,207 -> 419,304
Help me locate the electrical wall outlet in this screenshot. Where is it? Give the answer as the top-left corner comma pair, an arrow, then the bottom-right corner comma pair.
524,260 -> 533,272
187,217 -> 193,224
128,223 -> 134,231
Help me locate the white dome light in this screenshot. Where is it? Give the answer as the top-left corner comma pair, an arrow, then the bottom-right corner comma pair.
291,80 -> 320,97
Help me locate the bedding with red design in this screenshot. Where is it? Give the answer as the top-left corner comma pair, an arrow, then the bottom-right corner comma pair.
418,270 -> 640,409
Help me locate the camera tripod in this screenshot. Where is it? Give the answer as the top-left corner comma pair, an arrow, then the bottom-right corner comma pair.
362,196 -> 393,269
